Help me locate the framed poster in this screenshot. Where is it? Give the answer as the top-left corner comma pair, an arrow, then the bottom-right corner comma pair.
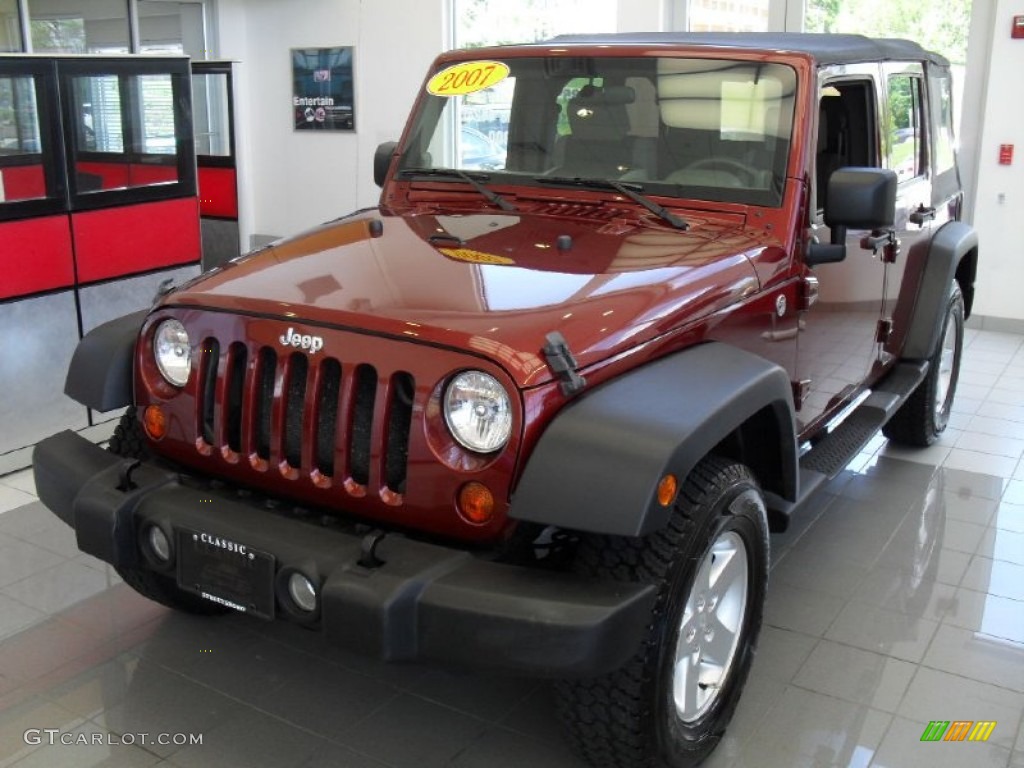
292,47 -> 354,131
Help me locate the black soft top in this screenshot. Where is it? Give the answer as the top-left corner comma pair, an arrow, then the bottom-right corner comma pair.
545,32 -> 949,67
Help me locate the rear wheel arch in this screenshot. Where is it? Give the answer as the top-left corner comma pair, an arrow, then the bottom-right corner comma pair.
903,221 -> 977,360
954,244 -> 978,318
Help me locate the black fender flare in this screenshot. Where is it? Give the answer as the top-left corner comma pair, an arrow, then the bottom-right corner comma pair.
64,310 -> 147,411
903,221 -> 978,360
510,342 -> 798,537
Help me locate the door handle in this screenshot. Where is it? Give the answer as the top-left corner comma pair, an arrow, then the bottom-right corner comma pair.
909,204 -> 936,226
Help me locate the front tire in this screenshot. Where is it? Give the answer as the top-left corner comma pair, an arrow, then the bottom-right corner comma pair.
555,456 -> 769,768
883,283 -> 964,447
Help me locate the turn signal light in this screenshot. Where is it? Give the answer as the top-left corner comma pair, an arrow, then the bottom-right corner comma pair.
657,474 -> 678,507
143,405 -> 167,440
457,481 -> 495,524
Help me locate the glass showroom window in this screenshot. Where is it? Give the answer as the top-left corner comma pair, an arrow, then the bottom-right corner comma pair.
688,0 -> 770,32
138,1 -> 207,59
0,0 -> 21,51
4,0 -> 208,57
449,0 -> 617,171
452,0 -> 616,48
804,0 -> 969,145
28,0 -> 130,53
805,0 -> 970,65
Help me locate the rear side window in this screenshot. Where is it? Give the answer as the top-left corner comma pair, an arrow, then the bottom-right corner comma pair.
928,65 -> 960,202
886,74 -> 924,182
931,72 -> 955,176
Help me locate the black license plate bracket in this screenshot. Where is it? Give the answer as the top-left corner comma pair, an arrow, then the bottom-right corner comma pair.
176,528 -> 275,619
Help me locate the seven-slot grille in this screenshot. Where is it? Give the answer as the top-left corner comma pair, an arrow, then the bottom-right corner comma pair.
195,338 -> 415,501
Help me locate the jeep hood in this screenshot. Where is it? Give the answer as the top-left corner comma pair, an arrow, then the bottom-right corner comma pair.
166,210 -> 769,388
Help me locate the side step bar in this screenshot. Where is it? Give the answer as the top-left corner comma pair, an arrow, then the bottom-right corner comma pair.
765,361 -> 929,530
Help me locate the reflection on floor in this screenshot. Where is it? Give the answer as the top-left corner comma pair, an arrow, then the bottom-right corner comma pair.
0,328 -> 1023,768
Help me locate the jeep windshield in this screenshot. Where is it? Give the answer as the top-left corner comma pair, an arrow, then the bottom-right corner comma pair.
397,55 -> 797,208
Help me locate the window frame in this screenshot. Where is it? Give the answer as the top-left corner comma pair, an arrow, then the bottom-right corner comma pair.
57,55 -> 196,212
0,58 -> 64,222
191,60 -> 236,168
401,54 -> 800,208
812,69 -> 880,219
883,66 -> 927,185
927,62 -> 960,203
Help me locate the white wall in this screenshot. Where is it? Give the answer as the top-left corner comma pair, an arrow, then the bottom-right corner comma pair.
216,0 -> 445,245
967,0 -> 1024,321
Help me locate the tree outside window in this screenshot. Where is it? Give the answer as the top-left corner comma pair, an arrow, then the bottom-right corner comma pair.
805,0 -> 972,66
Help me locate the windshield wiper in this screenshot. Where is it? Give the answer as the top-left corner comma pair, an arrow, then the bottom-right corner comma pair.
397,167 -> 516,212
536,177 -> 688,230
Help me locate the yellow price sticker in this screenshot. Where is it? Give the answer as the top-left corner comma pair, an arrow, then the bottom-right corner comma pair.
427,61 -> 510,97
438,247 -> 515,266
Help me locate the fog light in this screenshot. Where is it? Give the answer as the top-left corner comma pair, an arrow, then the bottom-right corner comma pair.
457,481 -> 495,525
143,405 -> 166,440
147,525 -> 171,563
287,572 -> 317,612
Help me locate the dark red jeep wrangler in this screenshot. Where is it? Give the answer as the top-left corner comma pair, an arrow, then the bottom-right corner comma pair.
34,32 -> 977,768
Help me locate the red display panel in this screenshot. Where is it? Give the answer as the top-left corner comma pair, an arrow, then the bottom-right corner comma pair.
0,165 -> 46,201
0,215 -> 75,299
197,166 -> 238,219
72,196 -> 201,283
77,160 -> 180,191
76,160 -> 130,190
128,163 -> 179,185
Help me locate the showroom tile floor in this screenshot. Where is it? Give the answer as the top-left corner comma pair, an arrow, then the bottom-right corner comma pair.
0,328 -> 1023,768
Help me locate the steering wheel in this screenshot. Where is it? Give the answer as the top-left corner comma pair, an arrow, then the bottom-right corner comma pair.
680,157 -> 760,186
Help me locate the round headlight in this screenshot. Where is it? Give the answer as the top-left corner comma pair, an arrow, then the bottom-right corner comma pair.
154,319 -> 191,387
444,371 -> 512,453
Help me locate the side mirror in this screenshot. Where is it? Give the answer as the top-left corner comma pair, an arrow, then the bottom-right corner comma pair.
374,141 -> 398,187
807,167 -> 897,266
824,167 -> 897,243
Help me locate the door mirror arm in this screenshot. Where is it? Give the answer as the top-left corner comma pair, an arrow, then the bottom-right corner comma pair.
860,228 -> 900,263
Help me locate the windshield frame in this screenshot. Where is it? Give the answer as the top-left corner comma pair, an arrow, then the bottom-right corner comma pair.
396,49 -> 803,209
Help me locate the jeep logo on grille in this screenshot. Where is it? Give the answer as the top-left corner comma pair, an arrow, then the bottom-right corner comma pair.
279,327 -> 324,354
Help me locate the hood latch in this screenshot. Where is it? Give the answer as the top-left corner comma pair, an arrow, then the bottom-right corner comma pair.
543,331 -> 586,397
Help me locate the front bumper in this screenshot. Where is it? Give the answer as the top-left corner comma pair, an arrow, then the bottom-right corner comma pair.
33,430 -> 655,677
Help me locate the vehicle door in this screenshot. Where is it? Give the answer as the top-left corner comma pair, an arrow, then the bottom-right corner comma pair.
797,66 -> 886,434
878,61 -> 946,366
883,61 -> 962,362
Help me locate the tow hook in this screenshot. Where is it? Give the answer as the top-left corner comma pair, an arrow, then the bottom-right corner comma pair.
358,530 -> 387,568
116,460 -> 142,492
